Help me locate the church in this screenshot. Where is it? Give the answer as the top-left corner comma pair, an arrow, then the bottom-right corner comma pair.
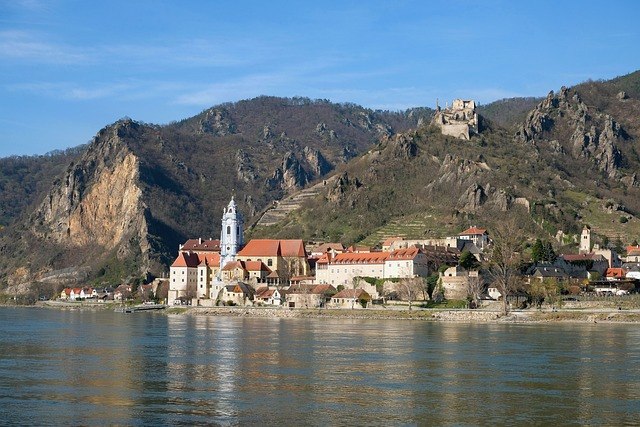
168,197 -> 310,305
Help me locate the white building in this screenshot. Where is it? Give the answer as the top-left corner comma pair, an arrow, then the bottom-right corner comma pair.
317,247 -> 430,287
459,226 -> 489,251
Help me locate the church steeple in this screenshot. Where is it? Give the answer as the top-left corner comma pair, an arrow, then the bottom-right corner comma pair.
220,196 -> 244,269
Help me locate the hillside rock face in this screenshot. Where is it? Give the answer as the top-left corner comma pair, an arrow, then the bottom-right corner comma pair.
199,108 -> 236,135
30,119 -> 150,271
516,87 -> 623,178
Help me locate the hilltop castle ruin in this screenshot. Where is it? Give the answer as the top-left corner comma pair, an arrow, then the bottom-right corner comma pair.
432,99 -> 479,140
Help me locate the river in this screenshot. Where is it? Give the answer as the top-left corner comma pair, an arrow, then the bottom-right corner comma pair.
1,307 -> 639,425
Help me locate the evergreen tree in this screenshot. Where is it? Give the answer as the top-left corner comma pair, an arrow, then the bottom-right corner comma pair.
531,239 -> 544,263
459,250 -> 479,270
542,241 -> 557,263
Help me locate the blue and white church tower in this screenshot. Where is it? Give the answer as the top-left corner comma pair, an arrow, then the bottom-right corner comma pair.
220,196 -> 244,269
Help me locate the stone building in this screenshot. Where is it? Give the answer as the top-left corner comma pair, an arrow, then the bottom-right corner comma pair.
432,99 -> 479,140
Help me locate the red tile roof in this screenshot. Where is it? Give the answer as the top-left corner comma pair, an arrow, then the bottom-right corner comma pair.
460,226 -> 487,236
382,236 -> 403,247
237,239 -> 307,258
312,284 -> 336,295
346,245 -> 373,253
606,268 -> 627,278
280,240 -> 307,257
237,239 -> 282,257
627,246 -> 640,256
171,252 -> 201,268
221,261 -> 244,271
180,238 -> 221,252
388,247 -> 421,260
316,253 -> 332,264
313,243 -> 345,253
198,252 -> 220,267
562,253 -> 605,262
332,288 -> 370,299
332,252 -> 389,264
245,261 -> 271,272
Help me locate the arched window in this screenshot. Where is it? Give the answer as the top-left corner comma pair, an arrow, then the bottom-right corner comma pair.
227,225 -> 231,235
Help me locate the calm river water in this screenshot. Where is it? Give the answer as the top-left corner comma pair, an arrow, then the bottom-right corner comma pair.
1,307 -> 640,425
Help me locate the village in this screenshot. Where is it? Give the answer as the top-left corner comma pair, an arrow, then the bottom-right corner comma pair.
59,196 -> 640,311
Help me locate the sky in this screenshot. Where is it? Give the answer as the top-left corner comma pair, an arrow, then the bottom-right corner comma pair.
0,0 -> 639,157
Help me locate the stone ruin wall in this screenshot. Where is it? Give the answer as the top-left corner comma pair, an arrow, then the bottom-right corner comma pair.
432,99 -> 479,140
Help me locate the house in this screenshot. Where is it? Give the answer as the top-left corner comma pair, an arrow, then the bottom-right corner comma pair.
330,288 -> 371,309
382,236 -> 404,252
605,268 -> 627,281
236,239 -> 310,284
168,251 -> 201,302
526,264 -> 567,282
220,261 -> 249,282
60,288 -> 72,300
70,288 -> 82,300
310,243 -> 345,257
254,287 -> 285,305
114,284 -> 132,301
459,226 -> 489,251
179,238 -> 221,254
626,265 -> 640,280
626,246 -> 640,263
220,282 -> 255,306
286,284 -> 336,308
439,266 -> 480,300
593,248 -> 622,268
559,253 -> 609,279
245,261 -> 272,283
197,252 -> 221,298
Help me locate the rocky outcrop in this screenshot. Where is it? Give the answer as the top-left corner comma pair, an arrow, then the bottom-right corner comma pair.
266,149 -> 333,192
303,146 -> 333,176
235,149 -> 257,183
385,133 -> 418,159
198,108 -> 236,135
266,152 -> 310,191
327,172 -> 362,205
515,87 -> 624,178
30,119 -> 151,272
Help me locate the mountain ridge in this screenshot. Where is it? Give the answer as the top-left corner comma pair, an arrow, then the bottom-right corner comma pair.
2,72 -> 640,295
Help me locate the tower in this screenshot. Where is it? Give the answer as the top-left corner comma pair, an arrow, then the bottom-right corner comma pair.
579,226 -> 591,254
220,196 -> 244,269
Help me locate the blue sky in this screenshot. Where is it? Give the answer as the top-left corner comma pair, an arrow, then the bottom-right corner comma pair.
1,0 -> 639,157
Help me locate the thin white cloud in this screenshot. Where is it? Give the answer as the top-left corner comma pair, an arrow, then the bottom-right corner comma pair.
8,81 -> 135,100
0,30 -> 89,64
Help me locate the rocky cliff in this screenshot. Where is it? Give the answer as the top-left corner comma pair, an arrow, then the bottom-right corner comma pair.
515,86 -> 625,179
29,119 -> 152,275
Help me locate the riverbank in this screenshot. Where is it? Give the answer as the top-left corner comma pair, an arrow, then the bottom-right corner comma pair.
21,301 -> 640,323
171,306 -> 640,324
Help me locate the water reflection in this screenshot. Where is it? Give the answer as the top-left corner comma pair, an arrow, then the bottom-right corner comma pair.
2,308 -> 640,425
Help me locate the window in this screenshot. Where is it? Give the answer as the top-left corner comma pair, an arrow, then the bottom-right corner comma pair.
227,225 -> 231,235
268,259 -> 273,267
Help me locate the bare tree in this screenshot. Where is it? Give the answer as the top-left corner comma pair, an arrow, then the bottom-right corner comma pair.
488,217 -> 524,315
466,274 -> 483,308
398,277 -> 427,310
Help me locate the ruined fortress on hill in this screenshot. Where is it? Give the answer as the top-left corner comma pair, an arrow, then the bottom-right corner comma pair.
432,99 -> 478,140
